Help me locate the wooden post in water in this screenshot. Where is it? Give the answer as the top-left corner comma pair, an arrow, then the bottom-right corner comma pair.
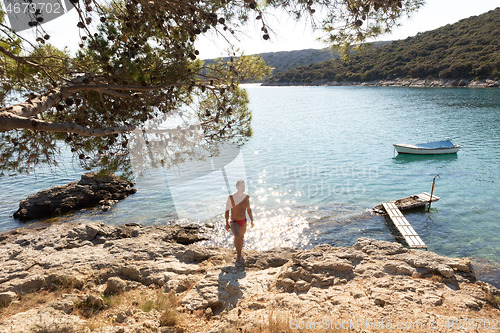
428,174 -> 440,210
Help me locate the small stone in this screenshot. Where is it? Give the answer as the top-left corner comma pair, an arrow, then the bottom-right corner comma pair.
276,277 -> 295,291
0,291 -> 17,307
384,262 -> 416,276
204,307 -> 213,318
423,295 -> 443,306
350,290 -> 364,299
105,276 -> 128,294
436,264 -> 454,278
247,301 -> 266,310
295,280 -> 310,292
116,311 -> 128,323
48,294 -> 79,314
463,298 -> 481,310
374,297 -> 386,307
449,259 -> 472,272
84,294 -> 106,309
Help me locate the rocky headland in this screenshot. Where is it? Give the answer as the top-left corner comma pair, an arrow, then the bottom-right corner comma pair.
0,222 -> 498,332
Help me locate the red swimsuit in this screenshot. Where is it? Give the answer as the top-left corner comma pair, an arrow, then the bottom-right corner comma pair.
231,219 -> 247,227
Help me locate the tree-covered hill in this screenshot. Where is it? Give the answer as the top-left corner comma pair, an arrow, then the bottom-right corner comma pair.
259,48 -> 340,74
204,42 -> 390,76
203,48 -> 339,75
265,8 -> 500,85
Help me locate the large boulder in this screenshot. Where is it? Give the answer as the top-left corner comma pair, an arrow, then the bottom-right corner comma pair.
13,172 -> 137,221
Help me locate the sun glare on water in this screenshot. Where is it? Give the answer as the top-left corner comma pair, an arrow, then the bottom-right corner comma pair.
199,206 -> 311,251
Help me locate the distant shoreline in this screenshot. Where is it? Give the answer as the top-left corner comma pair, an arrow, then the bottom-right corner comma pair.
262,78 -> 500,88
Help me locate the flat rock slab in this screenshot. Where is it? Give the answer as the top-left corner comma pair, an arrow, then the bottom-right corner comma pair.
13,172 -> 137,221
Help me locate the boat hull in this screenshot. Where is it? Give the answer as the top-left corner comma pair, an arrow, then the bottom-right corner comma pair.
394,144 -> 460,155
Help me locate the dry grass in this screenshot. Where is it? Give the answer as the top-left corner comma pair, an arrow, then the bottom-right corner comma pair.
0,275 -> 85,321
74,294 -> 109,318
158,292 -> 179,327
30,320 -> 84,333
78,287 -> 183,331
84,317 -> 112,331
44,274 -> 84,291
259,310 -> 294,333
486,294 -> 500,310
429,274 -> 446,284
103,290 -> 130,308
137,289 -> 180,327
220,310 -> 344,333
0,290 -> 62,321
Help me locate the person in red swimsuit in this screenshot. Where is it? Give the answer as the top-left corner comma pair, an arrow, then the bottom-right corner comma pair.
225,179 -> 254,264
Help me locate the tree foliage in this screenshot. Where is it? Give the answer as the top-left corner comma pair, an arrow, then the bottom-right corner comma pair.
0,0 -> 423,175
266,8 -> 500,85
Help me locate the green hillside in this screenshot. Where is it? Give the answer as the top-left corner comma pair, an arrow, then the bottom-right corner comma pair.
259,48 -> 339,73
265,8 -> 500,85
204,42 -> 390,77
204,48 -> 340,75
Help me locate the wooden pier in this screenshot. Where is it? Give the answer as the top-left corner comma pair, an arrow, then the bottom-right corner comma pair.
373,192 -> 440,214
382,202 -> 427,250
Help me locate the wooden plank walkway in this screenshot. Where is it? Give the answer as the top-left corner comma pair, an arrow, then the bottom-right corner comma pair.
416,192 -> 440,204
382,202 -> 427,250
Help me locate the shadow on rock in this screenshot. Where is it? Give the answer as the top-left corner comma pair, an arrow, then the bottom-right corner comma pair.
214,266 -> 246,314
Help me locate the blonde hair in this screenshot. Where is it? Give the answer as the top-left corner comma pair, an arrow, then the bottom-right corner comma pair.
235,179 -> 245,187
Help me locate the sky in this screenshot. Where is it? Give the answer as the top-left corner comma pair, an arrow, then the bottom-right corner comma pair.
194,0 -> 499,59
10,0 -> 500,59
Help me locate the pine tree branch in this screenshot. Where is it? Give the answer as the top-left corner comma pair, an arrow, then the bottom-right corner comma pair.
0,44 -> 42,68
0,78 -> 190,119
0,112 -> 134,136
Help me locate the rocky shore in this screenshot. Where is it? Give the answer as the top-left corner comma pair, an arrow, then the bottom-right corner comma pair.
263,78 -> 500,88
0,222 -> 498,332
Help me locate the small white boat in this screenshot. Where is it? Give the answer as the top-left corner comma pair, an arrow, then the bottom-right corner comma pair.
393,140 -> 460,155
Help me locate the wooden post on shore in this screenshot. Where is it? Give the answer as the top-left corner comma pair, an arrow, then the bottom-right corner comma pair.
428,174 -> 440,210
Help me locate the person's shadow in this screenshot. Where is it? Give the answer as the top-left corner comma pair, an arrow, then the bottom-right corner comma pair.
214,265 -> 246,314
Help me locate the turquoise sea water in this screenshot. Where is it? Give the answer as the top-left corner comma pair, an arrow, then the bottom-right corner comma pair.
1,85 -> 499,285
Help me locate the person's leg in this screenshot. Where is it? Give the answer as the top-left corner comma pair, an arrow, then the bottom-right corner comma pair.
235,236 -> 242,261
230,222 -> 242,261
230,222 -> 241,237
237,223 -> 247,261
